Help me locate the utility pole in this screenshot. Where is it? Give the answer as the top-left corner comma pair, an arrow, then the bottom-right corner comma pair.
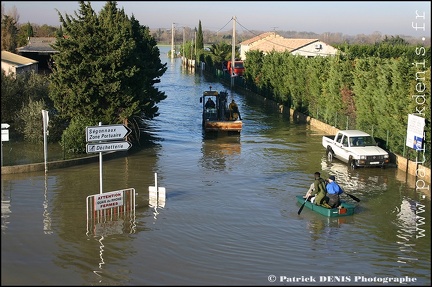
194,28 -> 197,67
171,23 -> 176,59
182,27 -> 185,64
231,16 -> 236,88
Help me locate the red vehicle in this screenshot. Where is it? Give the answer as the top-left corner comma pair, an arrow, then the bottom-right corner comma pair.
227,60 -> 245,77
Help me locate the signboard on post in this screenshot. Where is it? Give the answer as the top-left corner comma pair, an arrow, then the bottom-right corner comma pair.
86,188 -> 137,236
85,123 -> 133,195
86,141 -> 131,153
149,173 -> 166,209
86,124 -> 131,142
406,114 -> 425,150
1,123 -> 10,142
1,123 -> 10,166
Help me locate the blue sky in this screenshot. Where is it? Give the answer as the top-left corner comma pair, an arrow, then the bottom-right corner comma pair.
2,1 -> 430,37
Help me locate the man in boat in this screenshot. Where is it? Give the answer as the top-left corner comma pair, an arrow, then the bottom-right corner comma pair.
304,172 -> 331,209
229,99 -> 242,120
326,175 -> 344,208
205,98 -> 216,109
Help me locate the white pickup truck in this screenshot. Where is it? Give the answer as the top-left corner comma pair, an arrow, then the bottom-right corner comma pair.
322,130 -> 390,169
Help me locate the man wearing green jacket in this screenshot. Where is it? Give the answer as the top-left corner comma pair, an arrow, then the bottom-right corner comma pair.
305,172 -> 330,208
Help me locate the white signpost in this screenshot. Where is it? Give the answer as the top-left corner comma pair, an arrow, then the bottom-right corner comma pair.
86,123 -> 132,194
42,110 -> 49,173
1,123 -> 10,142
86,124 -> 131,142
149,172 -> 166,211
1,123 -> 10,166
86,141 -> 132,153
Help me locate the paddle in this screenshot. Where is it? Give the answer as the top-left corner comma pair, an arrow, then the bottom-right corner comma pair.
344,192 -> 360,202
298,196 -> 311,215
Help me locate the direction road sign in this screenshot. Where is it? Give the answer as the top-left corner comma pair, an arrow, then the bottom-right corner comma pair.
1,123 -> 9,142
86,141 -> 132,153
86,124 -> 131,142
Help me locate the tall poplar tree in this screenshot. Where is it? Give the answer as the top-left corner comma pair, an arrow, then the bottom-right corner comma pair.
196,20 -> 203,50
49,1 -> 167,141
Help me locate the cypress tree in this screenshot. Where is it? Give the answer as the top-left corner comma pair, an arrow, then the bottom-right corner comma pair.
197,20 -> 204,50
49,1 -> 167,144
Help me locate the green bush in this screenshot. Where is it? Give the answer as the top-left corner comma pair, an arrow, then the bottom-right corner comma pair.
60,116 -> 94,154
15,98 -> 45,143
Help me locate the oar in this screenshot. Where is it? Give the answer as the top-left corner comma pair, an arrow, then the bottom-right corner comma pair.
298,196 -> 311,215
344,192 -> 360,202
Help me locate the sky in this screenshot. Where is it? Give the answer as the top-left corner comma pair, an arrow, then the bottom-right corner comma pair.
2,1 -> 431,38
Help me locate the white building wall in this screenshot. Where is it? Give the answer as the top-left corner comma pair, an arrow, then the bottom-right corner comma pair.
240,45 -> 250,61
291,41 -> 338,57
1,62 -> 15,76
1,62 -> 38,77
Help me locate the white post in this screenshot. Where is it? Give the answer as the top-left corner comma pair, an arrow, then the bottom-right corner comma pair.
99,122 -> 103,194
42,110 -> 49,173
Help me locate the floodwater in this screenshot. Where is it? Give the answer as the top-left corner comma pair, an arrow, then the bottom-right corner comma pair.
1,46 -> 430,286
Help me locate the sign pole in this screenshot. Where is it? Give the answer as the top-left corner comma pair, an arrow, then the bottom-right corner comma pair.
1,123 -> 10,167
42,110 -> 49,173
85,122 -> 132,194
99,122 -> 103,194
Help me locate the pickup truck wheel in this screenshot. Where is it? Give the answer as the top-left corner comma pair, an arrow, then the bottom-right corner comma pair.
349,158 -> 357,169
326,148 -> 334,162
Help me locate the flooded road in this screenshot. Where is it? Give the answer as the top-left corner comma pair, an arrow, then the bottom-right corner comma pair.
1,46 -> 430,285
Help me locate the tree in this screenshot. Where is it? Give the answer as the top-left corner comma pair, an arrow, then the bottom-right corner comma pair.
49,1 -> 167,147
381,35 -> 409,46
1,14 -> 18,51
25,21 -> 33,37
15,21 -> 33,47
197,20 -> 203,50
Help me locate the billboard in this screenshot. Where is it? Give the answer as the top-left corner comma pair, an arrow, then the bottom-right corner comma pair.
406,114 -> 425,151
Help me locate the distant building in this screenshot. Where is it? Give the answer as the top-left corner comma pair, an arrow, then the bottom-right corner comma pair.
1,50 -> 38,77
239,32 -> 339,60
16,37 -> 58,73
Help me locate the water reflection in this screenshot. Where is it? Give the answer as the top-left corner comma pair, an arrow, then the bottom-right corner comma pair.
395,197 -> 419,264
320,156 -> 389,194
200,134 -> 241,171
1,180 -> 11,233
43,174 -> 53,234
93,236 -> 105,282
306,216 -> 355,242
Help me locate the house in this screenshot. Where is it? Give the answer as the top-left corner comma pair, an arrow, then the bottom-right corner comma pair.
239,32 -> 338,60
16,37 -> 58,72
1,50 -> 38,77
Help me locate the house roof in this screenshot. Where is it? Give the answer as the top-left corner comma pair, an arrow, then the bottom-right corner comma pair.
17,37 -> 58,53
240,32 -> 280,45
241,32 -> 319,53
251,38 -> 319,53
1,50 -> 39,66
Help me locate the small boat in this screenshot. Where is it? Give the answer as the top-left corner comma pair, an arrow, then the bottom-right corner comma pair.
296,195 -> 355,217
200,87 -> 242,133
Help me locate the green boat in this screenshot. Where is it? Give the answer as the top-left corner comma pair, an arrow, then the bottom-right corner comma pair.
296,195 -> 355,217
